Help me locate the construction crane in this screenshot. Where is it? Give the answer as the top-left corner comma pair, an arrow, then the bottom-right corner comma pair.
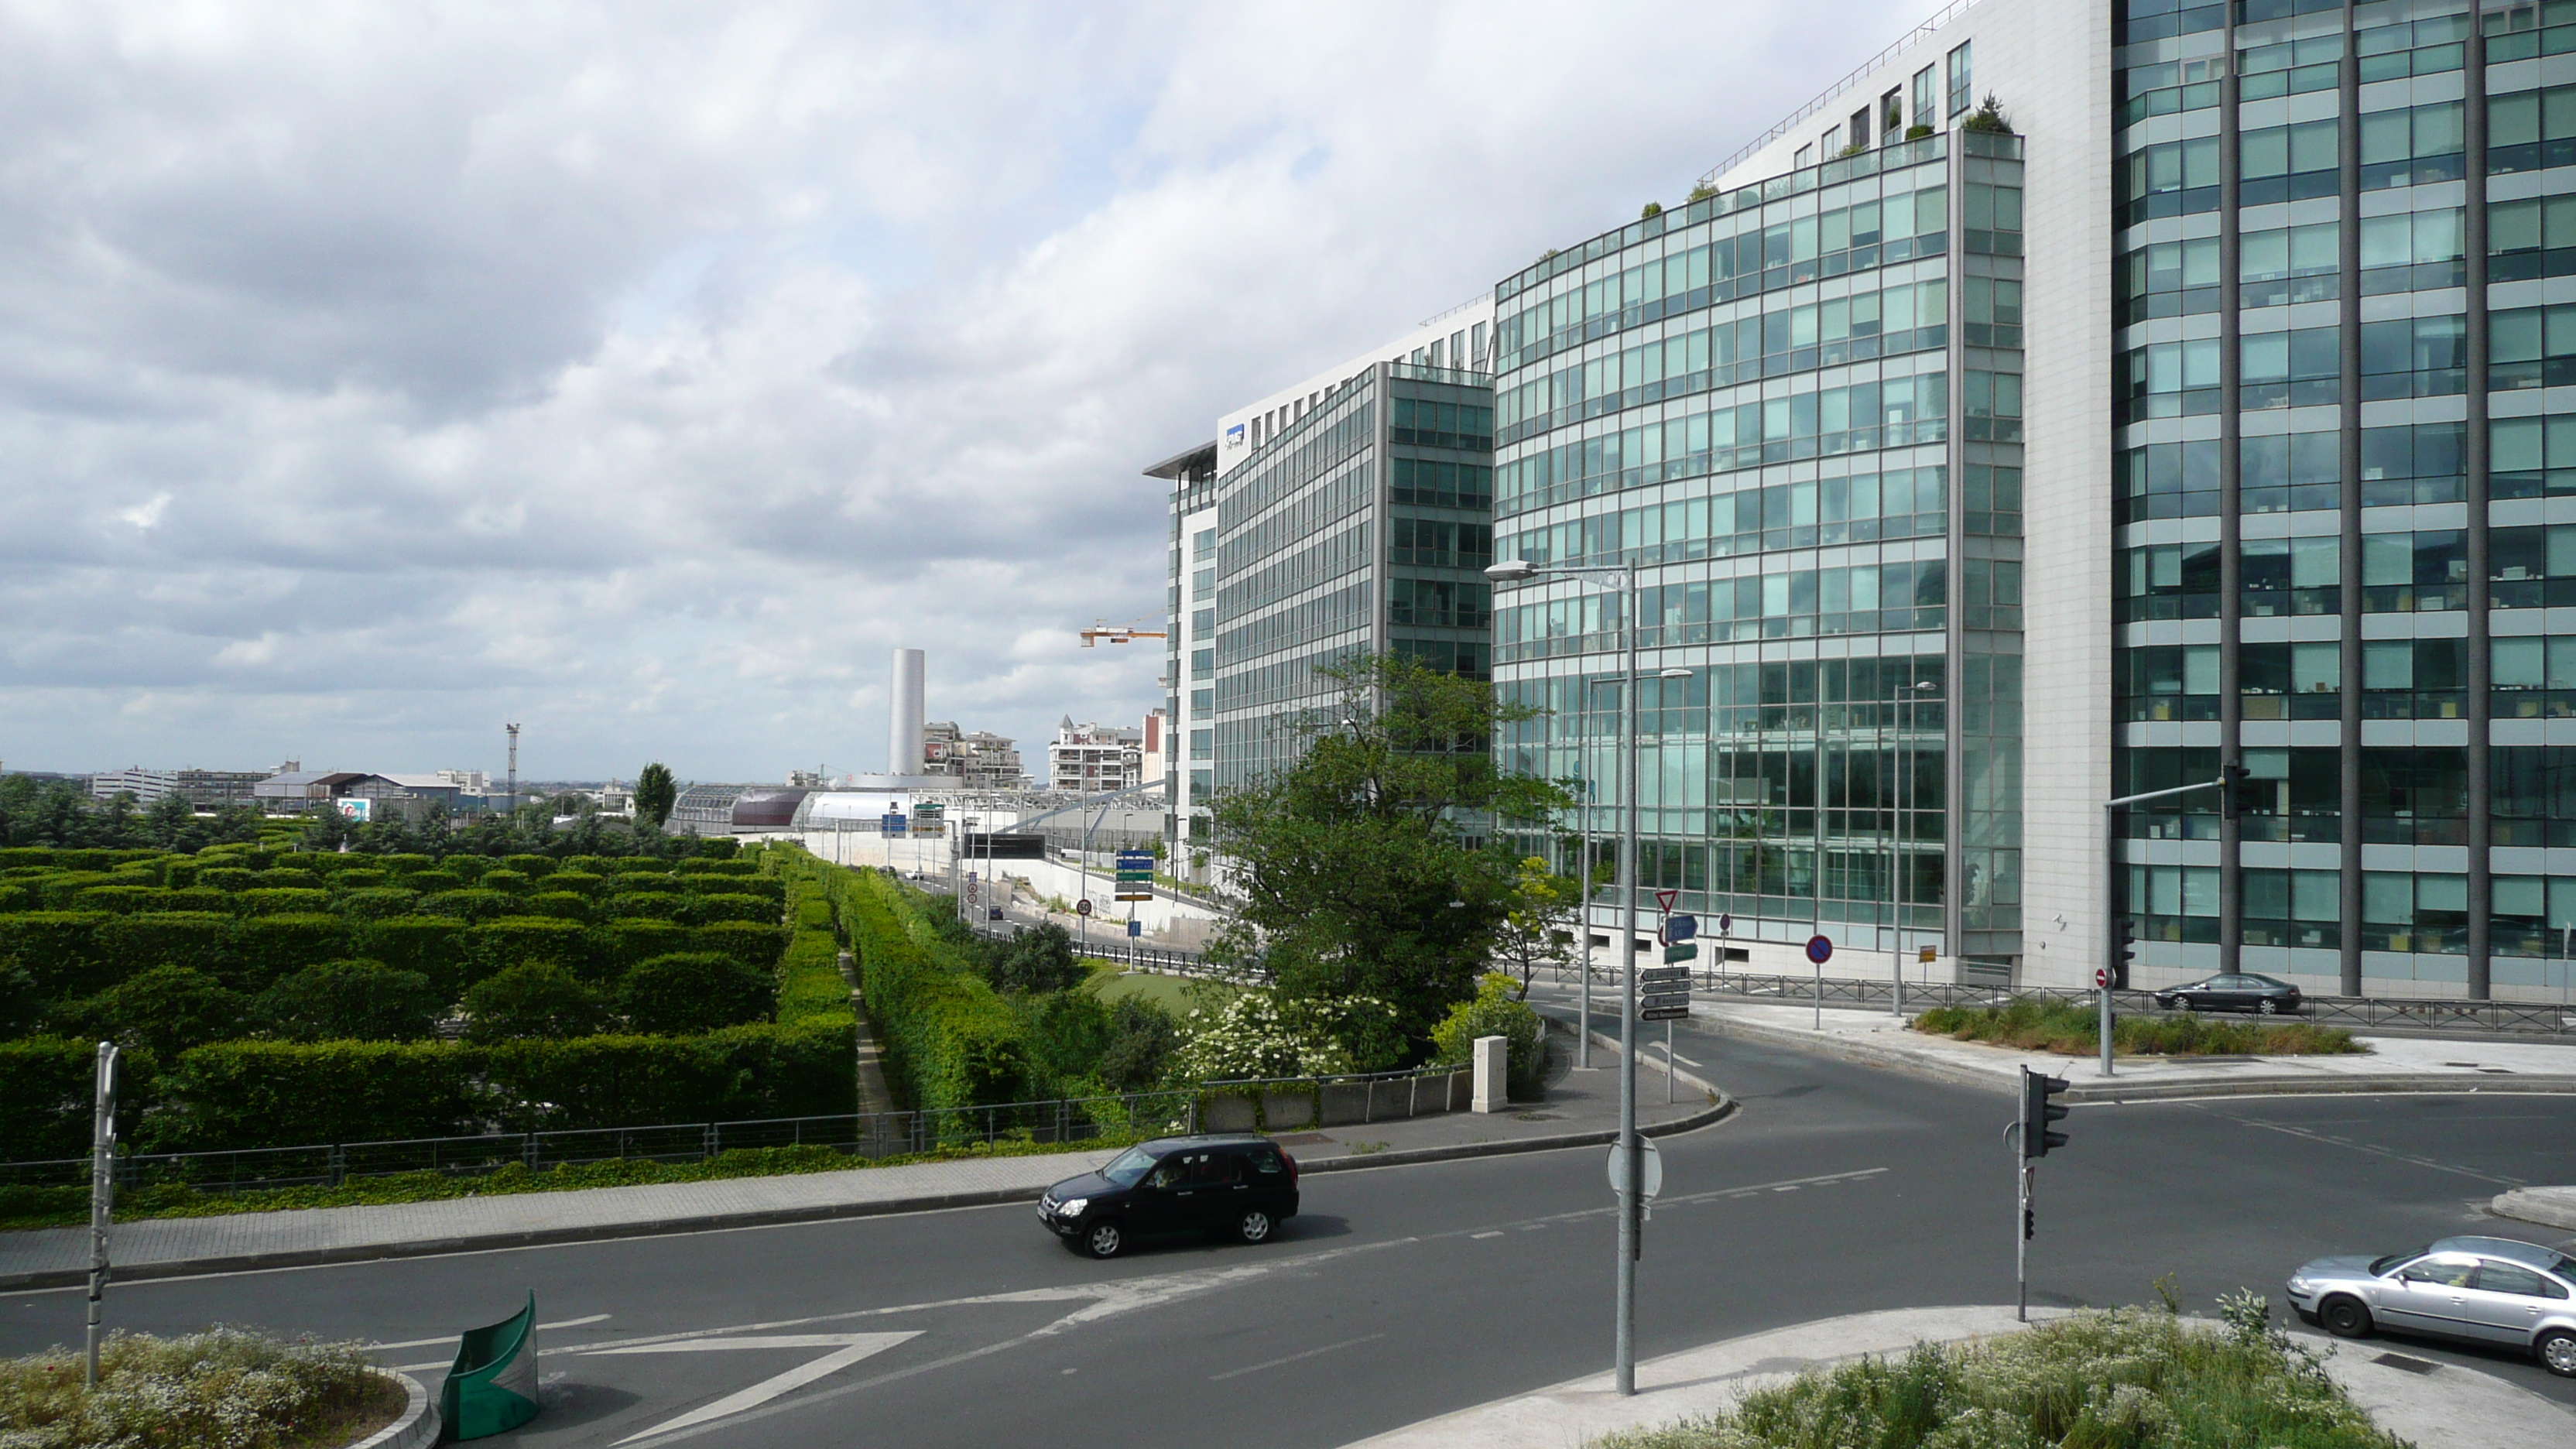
1077,620 -> 1168,648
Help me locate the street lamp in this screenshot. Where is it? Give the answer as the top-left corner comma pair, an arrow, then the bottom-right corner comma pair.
1485,555 -> 1688,1398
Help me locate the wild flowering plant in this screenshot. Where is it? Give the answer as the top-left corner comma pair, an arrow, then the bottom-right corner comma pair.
0,1327 -> 381,1449
1166,989 -> 1396,1082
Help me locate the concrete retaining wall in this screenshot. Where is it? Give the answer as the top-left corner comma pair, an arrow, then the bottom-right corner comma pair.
1198,1070 -> 1474,1132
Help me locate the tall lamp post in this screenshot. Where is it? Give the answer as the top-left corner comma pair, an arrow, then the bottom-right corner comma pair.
1487,555 -> 1689,1397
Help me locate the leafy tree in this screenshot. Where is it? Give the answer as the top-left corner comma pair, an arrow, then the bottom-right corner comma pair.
255,959 -> 444,1042
986,923 -> 1086,995
1094,997 -> 1181,1091
633,763 -> 678,831
52,966 -> 251,1059
615,952 -> 773,1034
1208,652 -> 1572,1048
1495,856 -> 1582,1000
461,961 -> 609,1040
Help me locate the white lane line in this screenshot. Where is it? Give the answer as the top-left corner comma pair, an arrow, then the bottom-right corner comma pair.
599,1333 -> 921,1445
370,1313 -> 608,1354
1471,1231 -> 1505,1239
1208,1333 -> 1385,1382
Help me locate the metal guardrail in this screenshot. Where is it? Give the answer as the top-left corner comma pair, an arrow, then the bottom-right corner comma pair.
0,1091 -> 1207,1196
1543,964 -> 2576,1036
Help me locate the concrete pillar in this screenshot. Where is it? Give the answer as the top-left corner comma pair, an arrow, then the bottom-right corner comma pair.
1471,1034 -> 1509,1113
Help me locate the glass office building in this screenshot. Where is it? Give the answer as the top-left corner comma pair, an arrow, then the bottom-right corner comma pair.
1490,0 -> 2576,1000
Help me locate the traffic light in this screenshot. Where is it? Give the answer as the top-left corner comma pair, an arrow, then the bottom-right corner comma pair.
2023,1199 -> 2036,1241
2220,761 -> 2253,821
2020,1066 -> 2071,1159
2112,918 -> 2136,991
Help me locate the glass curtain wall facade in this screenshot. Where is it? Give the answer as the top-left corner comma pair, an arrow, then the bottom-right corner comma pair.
2113,0 -> 2576,999
1148,443 -> 1218,859
1488,129 -> 2030,966
1210,364 -> 1496,792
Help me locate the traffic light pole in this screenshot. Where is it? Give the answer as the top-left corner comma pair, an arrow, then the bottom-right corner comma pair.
2101,774 -> 2239,1077
2012,1065 -> 2070,1322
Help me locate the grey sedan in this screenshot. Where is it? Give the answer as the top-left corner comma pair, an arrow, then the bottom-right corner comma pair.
2286,1235 -> 2576,1377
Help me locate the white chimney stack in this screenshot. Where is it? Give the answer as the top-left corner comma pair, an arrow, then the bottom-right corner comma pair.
889,648 -> 926,776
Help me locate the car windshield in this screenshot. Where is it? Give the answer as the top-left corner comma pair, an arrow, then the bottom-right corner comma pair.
1100,1146 -> 1161,1187
2370,1245 -> 2430,1275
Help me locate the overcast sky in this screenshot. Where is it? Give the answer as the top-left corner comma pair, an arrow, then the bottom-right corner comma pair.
1,0 -> 1944,783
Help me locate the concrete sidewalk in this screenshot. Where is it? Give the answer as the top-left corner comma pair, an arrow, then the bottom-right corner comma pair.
0,1023 -> 1730,1291
1671,994 -> 2576,1102
1343,1305 -> 2576,1449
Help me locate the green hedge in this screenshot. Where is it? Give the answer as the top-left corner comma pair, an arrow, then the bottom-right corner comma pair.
224,915 -> 355,991
462,917 -> 593,986
334,886 -> 422,920
98,913 -> 235,983
238,887 -> 334,916
0,914 -> 108,997
830,861 -> 1036,1112
68,885 -> 168,916
605,892 -> 686,922
696,921 -> 790,978
546,871 -> 605,898
594,919 -> 694,977
0,1039 -> 156,1161
36,874 -> 115,909
139,1026 -> 853,1149
691,892 -> 781,927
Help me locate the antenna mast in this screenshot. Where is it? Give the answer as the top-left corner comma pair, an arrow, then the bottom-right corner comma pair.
505,723 -> 521,817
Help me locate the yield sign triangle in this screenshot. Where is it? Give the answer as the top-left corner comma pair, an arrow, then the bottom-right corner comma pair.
587,1331 -> 922,1444
1655,889 -> 1678,913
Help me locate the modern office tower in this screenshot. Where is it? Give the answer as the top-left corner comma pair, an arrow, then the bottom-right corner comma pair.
1149,303 -> 1497,876
1488,0 -> 2572,1001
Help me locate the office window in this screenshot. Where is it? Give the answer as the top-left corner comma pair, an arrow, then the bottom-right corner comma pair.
1881,87 -> 1903,142
1912,66 -> 1935,129
1428,339 -> 1444,368
1795,142 -> 1814,168
1947,41 -> 1972,117
1822,125 -> 1843,155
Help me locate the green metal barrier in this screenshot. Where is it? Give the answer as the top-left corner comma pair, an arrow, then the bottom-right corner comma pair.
440,1291 -> 540,1441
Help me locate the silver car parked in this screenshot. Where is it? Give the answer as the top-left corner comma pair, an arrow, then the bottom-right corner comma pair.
2285,1235 -> 2576,1377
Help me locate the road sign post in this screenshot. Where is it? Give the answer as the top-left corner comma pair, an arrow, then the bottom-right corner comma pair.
1805,933 -> 1833,1029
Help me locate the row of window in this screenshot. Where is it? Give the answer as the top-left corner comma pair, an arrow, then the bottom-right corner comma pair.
1214,456 -> 1368,581
2118,744 -> 2576,846
1496,559 -> 1956,657
1387,457 -> 1492,511
1495,278 -> 1951,438
2122,520 -> 2575,614
1497,371 -> 1952,513
1502,465 -> 1961,568
1214,518 -> 1369,622
1385,577 -> 1491,629
1493,184 -> 1955,369
1388,396 -> 1492,451
2120,635 -> 2576,722
2118,423 -> 2482,522
2128,865 -> 2574,954
1216,399 -> 1373,533
1214,581 -> 1368,670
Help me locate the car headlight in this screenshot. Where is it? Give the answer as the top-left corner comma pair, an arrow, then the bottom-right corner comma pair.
1058,1197 -> 1088,1216
2287,1276 -> 2312,1293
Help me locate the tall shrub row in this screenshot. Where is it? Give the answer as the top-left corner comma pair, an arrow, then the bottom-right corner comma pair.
779,850 -> 1038,1113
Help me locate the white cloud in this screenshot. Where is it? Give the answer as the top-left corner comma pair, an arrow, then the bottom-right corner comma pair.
0,0 -> 1947,779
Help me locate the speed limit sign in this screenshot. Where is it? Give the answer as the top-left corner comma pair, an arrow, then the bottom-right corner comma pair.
1076,899 -> 1093,916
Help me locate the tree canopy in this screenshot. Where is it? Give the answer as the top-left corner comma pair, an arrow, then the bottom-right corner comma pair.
1208,653 -> 1571,1049
633,762 -> 678,830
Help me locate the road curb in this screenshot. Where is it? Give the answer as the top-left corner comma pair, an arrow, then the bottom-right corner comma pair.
2491,1187 -> 2576,1232
0,1088 -> 1738,1291
1690,1007 -> 2576,1105
348,1370 -> 437,1449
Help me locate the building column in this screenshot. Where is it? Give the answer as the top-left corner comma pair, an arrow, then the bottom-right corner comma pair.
2335,9 -> 2366,999
2464,24 -> 2493,999
2217,13 -> 2245,975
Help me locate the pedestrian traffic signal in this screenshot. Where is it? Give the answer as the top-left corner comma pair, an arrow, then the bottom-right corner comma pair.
2019,1066 -> 2071,1159
2112,918 -> 2136,991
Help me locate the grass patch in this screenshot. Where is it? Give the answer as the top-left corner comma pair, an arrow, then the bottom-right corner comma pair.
1913,996 -> 2364,1057
0,1136 -> 1125,1233
1599,1296 -> 2398,1449
1083,967 -> 1235,1016
0,1326 -> 396,1448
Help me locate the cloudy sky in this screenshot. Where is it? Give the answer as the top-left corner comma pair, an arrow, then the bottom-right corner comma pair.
1,0 -> 1943,784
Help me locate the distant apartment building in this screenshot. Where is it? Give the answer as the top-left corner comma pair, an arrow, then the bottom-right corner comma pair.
1153,302 -> 1499,868
1048,718 -> 1146,793
923,721 -> 1028,790
88,767 -> 269,809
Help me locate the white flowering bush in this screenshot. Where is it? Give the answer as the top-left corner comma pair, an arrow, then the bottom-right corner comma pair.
0,1327 -> 387,1449
1167,990 -> 1396,1082
1597,1302 -> 2400,1449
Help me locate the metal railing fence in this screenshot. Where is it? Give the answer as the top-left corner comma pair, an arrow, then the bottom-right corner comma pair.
0,1090 -> 1205,1197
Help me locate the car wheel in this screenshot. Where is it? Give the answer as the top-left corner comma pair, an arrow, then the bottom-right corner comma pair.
2256,999 -> 2278,1016
2318,1296 -> 2372,1339
2540,1328 -> 2576,1378
1236,1208 -> 1273,1245
1081,1221 -> 1123,1259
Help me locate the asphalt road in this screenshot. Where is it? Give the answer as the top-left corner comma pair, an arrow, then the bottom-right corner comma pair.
5,1019 -> 2571,1447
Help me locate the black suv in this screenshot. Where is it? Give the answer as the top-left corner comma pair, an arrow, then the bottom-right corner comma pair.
1037,1135 -> 1300,1259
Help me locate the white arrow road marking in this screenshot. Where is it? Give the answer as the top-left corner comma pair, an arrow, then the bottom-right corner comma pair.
585,1332 -> 920,1445
369,1313 -> 610,1354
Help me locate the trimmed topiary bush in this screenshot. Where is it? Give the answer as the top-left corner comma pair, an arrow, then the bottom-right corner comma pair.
96,912 -> 233,985
618,952 -> 776,1034
236,886 -> 334,916
463,962 -> 610,1041
351,916 -> 468,999
255,959 -> 444,1043
50,965 -> 252,1061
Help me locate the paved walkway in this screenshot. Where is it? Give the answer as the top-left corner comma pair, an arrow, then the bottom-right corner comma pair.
1342,1305 -> 2576,1449
0,1022 -> 1727,1290
1663,994 -> 2576,1101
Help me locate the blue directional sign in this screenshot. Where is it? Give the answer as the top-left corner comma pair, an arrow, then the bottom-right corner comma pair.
1127,919 -> 1142,939
881,814 -> 907,838
1664,913 -> 1697,944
